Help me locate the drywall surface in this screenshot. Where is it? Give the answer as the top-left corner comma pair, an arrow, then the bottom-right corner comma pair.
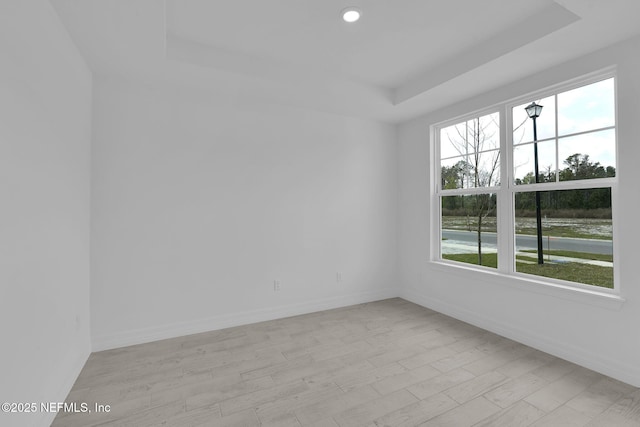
91,77 -> 398,350
398,36 -> 640,387
0,1 -> 92,426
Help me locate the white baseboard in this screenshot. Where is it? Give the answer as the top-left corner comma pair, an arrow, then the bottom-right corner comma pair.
92,288 -> 398,352
37,346 -> 90,427
401,288 -> 640,388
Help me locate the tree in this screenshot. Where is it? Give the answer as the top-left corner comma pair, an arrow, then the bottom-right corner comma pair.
443,115 -> 499,265
441,160 -> 467,190
559,153 -> 612,181
514,153 -> 615,213
515,165 -> 554,186
558,154 -> 613,210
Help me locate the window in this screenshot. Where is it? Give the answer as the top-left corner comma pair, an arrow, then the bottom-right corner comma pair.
439,112 -> 500,269
435,74 -> 617,291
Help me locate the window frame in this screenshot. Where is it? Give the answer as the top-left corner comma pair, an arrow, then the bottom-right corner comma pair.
431,69 -> 621,299
434,108 -> 503,274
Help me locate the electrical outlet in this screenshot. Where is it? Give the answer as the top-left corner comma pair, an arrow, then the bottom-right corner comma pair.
273,280 -> 281,291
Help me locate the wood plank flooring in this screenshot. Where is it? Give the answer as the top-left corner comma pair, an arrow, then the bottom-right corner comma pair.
53,298 -> 640,426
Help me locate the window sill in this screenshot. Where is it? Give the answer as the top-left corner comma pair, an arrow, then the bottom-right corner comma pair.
429,260 -> 625,310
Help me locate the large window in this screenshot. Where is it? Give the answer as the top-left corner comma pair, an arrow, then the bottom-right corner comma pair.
435,74 -> 616,291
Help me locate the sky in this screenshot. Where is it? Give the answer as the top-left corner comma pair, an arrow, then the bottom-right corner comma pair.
440,77 -> 616,185
512,78 -> 615,181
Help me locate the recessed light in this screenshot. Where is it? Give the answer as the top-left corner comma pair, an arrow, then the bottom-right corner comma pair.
342,7 -> 361,23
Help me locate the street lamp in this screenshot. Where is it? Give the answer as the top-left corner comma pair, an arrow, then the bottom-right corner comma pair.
525,102 -> 544,265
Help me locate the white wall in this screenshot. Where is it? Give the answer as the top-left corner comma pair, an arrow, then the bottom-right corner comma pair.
0,1 -> 92,426
91,77 -> 398,350
398,35 -> 640,387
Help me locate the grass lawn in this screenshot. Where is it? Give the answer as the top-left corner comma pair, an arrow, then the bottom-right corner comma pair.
442,253 -> 498,268
520,249 -> 613,262
516,262 -> 613,288
442,253 -> 613,288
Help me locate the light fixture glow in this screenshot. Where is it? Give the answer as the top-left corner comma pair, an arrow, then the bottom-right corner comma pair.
342,7 -> 361,23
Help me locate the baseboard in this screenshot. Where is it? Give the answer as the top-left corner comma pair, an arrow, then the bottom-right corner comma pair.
36,346 -> 90,427
400,288 -> 640,388
92,287 -> 398,352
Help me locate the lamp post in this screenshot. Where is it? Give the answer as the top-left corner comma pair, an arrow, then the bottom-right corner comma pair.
525,102 -> 544,265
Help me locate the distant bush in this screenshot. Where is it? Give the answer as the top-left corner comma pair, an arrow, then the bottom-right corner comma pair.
442,208 -> 496,217
442,208 -> 611,219
513,208 -> 612,219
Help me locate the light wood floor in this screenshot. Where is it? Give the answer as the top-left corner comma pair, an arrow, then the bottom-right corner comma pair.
54,298 -> 640,426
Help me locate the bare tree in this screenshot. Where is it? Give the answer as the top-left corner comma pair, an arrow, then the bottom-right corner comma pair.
444,115 -> 499,265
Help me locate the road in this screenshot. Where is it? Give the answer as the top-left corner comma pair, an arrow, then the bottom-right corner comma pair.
442,229 -> 613,255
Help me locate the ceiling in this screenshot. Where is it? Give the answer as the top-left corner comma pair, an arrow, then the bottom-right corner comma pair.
51,0 -> 640,122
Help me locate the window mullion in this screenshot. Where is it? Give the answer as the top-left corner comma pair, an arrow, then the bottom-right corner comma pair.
555,94 -> 559,182
498,106 -> 512,274
432,126 -> 441,262
512,177 -> 616,192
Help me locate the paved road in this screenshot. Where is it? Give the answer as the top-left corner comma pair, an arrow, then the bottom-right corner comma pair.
442,229 -> 613,255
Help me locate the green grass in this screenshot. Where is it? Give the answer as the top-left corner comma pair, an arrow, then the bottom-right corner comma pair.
520,249 -> 613,262
516,263 -> 613,288
442,253 -> 498,268
442,253 -> 613,288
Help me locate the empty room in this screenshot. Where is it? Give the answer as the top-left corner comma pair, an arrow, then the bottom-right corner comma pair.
3,0 -> 640,426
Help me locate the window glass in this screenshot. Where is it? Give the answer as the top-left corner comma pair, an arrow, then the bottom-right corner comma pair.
558,129 -> 616,181
441,156 -> 467,189
514,140 -> 556,185
440,113 -> 500,189
513,95 -> 555,144
441,194 -> 498,269
472,150 -> 501,188
514,188 -> 613,288
440,124 -> 466,159
558,78 -> 615,136
477,113 -> 500,151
